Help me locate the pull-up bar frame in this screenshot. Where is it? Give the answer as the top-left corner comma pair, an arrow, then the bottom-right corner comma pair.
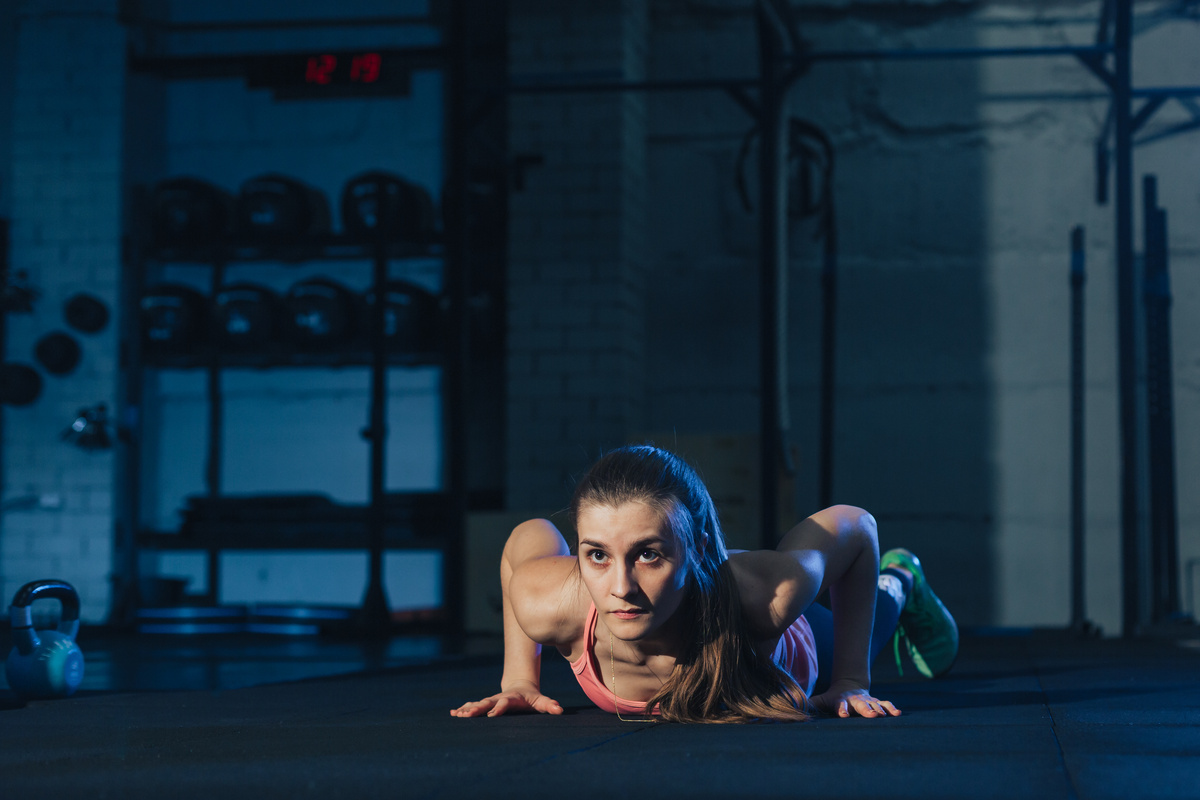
506,0 -> 1191,637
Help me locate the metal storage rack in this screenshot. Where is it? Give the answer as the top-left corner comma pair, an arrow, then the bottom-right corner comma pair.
113,0 -> 503,635
127,235 -> 452,633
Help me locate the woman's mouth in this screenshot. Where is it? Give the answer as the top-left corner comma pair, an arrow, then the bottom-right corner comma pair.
611,609 -> 646,620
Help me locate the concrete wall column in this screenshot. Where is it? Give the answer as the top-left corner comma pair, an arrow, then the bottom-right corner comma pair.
506,0 -> 648,511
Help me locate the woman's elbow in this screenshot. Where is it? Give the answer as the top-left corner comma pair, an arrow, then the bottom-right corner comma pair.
503,519 -> 570,569
826,505 -> 877,541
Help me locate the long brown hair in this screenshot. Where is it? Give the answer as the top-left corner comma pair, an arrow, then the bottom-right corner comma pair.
570,445 -> 811,723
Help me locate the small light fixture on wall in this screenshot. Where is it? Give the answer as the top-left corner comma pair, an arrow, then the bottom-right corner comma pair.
1,268 -> 40,314
61,403 -> 113,451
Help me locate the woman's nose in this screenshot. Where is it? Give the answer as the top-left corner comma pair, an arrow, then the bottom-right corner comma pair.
611,563 -> 638,598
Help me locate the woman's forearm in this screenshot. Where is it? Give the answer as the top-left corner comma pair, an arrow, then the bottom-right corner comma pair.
776,506 -> 880,687
497,519 -> 571,692
499,548 -> 543,691
827,522 -> 880,687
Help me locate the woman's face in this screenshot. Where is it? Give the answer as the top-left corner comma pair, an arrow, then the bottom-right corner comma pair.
576,501 -> 692,644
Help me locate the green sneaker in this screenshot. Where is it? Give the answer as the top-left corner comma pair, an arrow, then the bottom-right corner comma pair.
880,548 -> 959,678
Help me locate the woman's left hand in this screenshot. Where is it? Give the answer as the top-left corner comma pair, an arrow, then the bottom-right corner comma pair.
809,679 -> 901,718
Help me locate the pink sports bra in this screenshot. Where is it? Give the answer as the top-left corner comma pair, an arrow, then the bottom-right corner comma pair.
568,603 -> 819,715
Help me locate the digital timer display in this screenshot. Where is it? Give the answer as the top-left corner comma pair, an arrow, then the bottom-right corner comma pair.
304,52 -> 382,85
132,46 -> 443,101
244,49 -> 435,98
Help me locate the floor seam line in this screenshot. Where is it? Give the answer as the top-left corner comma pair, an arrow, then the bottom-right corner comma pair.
532,725 -> 652,763
1033,653 -> 1083,800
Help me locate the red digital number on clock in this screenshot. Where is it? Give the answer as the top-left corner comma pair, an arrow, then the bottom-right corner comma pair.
350,53 -> 381,83
305,54 -> 337,85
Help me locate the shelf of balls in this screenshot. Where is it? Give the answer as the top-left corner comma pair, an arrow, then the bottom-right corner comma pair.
136,492 -> 460,550
143,237 -> 443,265
136,527 -> 447,551
139,348 -> 442,370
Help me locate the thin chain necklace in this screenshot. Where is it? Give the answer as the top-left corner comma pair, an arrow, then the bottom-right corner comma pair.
609,631 -> 658,723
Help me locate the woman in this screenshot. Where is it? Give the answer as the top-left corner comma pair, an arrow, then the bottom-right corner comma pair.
452,445 -> 958,723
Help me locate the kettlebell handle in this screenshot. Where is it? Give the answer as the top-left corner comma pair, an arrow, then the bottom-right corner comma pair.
9,580 -> 81,654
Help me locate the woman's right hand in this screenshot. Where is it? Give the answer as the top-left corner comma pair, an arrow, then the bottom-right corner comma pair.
450,683 -> 563,718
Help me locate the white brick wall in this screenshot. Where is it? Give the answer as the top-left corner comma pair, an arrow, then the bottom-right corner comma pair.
1,0 -> 125,622
0,6 -> 15,217
506,0 -> 648,510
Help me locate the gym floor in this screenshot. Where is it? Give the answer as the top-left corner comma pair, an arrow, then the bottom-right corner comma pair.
3,627 -> 1199,798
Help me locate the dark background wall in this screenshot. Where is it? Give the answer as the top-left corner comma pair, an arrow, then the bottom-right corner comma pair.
1,0 -> 1198,634
639,4 -> 993,623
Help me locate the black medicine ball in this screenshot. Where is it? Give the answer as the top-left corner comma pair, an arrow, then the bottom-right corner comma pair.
0,363 -> 43,406
63,293 -> 110,334
142,284 -> 208,355
342,171 -> 436,243
34,332 -> 82,376
283,277 -> 357,349
363,280 -> 440,353
235,174 -> 331,243
150,177 -> 233,248
212,283 -> 281,349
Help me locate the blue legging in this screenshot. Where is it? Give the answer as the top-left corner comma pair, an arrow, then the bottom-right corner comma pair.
803,580 -> 905,695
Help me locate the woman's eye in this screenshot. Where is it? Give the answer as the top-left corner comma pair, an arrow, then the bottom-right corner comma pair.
638,550 -> 660,563
586,551 -> 608,564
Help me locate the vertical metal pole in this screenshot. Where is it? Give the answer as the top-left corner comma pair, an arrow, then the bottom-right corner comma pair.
1069,226 -> 1087,630
442,0 -> 470,633
1113,0 -> 1142,638
1143,175 -> 1179,622
205,262 -> 225,498
205,260 -> 226,606
817,211 -> 837,510
361,235 -> 392,633
756,4 -> 790,549
0,222 -> 10,610
113,208 -> 148,624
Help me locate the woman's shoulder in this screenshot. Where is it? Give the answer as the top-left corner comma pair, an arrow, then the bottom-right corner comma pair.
726,549 -> 818,639
509,554 -> 590,649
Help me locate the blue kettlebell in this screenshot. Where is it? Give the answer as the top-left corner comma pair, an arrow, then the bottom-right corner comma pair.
5,580 -> 85,699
